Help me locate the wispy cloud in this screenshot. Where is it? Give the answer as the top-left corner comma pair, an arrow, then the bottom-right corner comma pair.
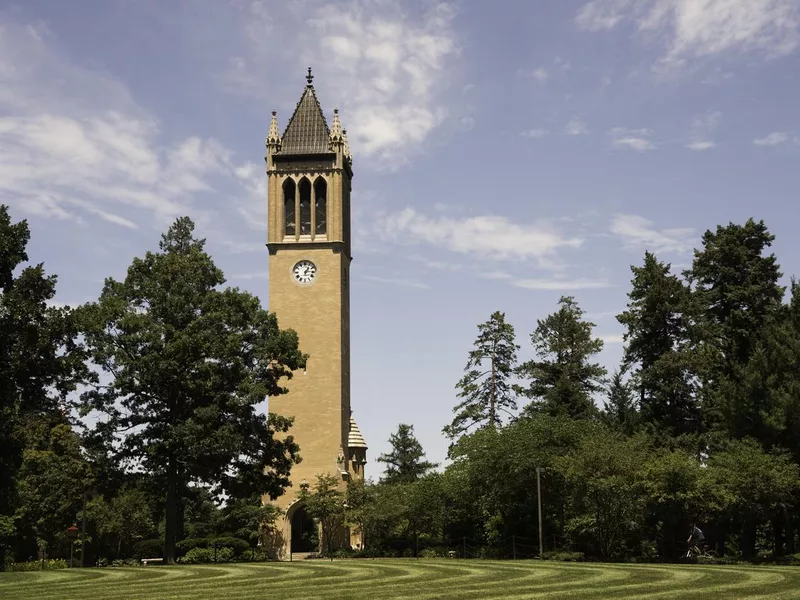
514,278 -> 613,291
375,208 -> 583,266
608,127 -> 656,152
576,0 -> 800,69
0,18 -> 249,231
565,117 -> 590,136
521,128 -> 550,138
753,131 -> 792,145
360,275 -> 430,290
685,110 -> 721,151
519,67 -> 549,83
599,333 -> 625,345
610,214 -> 694,254
224,0 -> 460,168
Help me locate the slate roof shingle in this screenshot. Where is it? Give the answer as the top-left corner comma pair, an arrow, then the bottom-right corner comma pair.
278,83 -> 332,155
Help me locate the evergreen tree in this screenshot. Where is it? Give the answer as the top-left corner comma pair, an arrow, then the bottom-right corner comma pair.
685,219 -> 784,437
77,217 -> 305,563
617,252 -> 700,436
377,424 -> 437,484
0,205 -> 89,570
516,296 -> 606,419
602,370 -> 639,435
445,311 -> 519,442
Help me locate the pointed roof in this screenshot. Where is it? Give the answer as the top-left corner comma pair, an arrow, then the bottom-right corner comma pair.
278,68 -> 331,155
266,110 -> 281,146
348,416 -> 368,449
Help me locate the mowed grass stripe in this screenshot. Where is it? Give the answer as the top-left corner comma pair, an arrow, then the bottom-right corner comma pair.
3,559 -> 800,600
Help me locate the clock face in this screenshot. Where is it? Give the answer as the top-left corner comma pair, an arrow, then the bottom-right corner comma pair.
292,260 -> 317,284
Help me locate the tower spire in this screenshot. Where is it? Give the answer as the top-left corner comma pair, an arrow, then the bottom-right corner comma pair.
306,66 -> 314,86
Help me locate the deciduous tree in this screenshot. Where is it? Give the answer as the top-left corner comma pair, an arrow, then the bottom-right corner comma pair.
78,216 -> 305,563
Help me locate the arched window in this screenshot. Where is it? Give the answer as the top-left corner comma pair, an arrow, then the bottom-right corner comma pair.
283,178 -> 296,236
314,177 -> 327,236
298,178 -> 312,235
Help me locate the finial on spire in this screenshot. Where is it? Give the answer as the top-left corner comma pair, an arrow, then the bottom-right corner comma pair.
306,66 -> 314,86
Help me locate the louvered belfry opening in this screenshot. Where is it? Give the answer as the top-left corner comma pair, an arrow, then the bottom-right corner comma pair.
314,177 -> 327,235
298,178 -> 312,235
283,178 -> 296,236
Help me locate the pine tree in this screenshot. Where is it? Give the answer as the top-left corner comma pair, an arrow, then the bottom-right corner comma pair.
377,424 -> 437,484
617,252 -> 699,436
516,296 -> 606,419
444,311 -> 519,442
684,219 -> 784,437
602,370 -> 639,435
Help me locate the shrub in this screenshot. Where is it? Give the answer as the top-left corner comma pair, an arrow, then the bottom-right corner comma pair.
176,537 -> 251,557
133,539 -> 163,559
542,551 -> 584,562
181,546 -> 234,564
9,559 -> 68,572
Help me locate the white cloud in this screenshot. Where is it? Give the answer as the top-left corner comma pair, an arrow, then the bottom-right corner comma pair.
685,110 -> 721,150
521,128 -> 550,138
613,137 -> 656,152
576,0 -> 800,67
0,19 -> 248,230
376,208 -> 583,266
753,131 -> 791,145
360,275 -> 430,290
520,67 -> 549,83
600,333 -> 625,344
610,214 -> 694,254
608,127 -> 656,151
226,1 -> 460,167
514,278 -> 613,291
565,117 -> 590,136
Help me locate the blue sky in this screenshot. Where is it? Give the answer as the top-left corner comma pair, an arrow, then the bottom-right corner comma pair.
2,0 -> 800,478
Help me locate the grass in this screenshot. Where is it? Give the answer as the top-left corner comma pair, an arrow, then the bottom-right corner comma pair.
3,559 -> 800,599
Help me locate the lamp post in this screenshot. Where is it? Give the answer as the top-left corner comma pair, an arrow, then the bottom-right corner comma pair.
66,524 -> 79,567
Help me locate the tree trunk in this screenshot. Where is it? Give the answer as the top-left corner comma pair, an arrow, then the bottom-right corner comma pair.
773,512 -> 785,557
741,517 -> 757,560
164,455 -> 178,564
786,505 -> 795,555
489,357 -> 496,426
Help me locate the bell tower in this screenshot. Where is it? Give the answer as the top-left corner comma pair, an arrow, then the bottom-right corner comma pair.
265,68 -> 367,556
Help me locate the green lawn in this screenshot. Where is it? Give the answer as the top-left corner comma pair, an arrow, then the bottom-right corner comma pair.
2,559 -> 800,599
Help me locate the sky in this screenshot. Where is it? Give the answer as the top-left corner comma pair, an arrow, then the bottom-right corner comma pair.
2,0 -> 800,479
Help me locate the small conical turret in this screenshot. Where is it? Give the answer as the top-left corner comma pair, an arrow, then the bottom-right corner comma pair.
330,107 -> 343,141
266,110 -> 281,148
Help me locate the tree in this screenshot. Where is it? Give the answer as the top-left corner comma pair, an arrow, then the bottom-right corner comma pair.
13,413 -> 92,563
0,205 -> 89,570
617,252 -> 700,436
444,311 -> 519,442
78,217 -> 305,563
516,296 -> 606,420
602,370 -> 639,435
298,474 -> 347,557
377,424 -> 437,485
684,219 -> 784,436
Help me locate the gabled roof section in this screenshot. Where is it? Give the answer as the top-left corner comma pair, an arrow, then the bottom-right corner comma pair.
279,75 -> 332,155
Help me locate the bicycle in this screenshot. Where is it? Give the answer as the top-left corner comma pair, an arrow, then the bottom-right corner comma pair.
685,543 -> 717,560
